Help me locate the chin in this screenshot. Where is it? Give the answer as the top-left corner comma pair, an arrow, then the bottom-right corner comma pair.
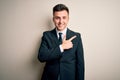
57,27 -> 64,31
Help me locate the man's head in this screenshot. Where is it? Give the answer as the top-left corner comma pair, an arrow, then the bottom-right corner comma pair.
53,4 -> 69,31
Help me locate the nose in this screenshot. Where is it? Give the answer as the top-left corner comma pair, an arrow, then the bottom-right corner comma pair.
59,18 -> 63,23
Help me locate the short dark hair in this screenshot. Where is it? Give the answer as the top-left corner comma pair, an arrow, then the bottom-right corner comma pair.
53,4 -> 69,15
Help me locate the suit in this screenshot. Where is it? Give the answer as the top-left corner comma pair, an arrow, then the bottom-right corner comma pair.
38,28 -> 84,80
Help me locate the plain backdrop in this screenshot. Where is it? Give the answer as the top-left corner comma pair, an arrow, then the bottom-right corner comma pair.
0,0 -> 120,80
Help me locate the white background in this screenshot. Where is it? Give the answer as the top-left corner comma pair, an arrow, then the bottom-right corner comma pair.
0,0 -> 120,80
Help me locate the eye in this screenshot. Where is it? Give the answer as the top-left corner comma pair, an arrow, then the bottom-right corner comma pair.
54,17 -> 60,20
63,16 -> 66,19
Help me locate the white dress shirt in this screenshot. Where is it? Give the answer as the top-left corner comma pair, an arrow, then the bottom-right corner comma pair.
56,28 -> 67,52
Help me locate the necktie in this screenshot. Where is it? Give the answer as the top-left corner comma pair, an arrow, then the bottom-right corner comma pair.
59,33 -> 62,44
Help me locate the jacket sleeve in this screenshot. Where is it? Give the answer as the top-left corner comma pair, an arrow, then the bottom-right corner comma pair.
76,33 -> 85,80
38,32 -> 62,62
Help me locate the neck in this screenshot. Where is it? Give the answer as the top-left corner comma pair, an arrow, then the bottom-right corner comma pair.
56,28 -> 67,32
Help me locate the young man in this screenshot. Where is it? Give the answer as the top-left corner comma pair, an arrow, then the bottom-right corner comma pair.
38,4 -> 84,80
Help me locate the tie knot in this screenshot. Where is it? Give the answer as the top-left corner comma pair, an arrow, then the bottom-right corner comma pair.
59,32 -> 62,37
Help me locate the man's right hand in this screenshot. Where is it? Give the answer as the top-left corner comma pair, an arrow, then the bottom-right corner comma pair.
62,35 -> 76,50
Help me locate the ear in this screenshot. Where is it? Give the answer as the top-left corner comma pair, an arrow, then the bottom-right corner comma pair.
66,15 -> 69,22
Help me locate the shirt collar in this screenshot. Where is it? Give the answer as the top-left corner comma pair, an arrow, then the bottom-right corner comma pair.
56,27 -> 67,38
56,27 -> 67,35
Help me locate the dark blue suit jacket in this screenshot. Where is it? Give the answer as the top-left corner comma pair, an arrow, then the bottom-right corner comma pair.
38,28 -> 84,80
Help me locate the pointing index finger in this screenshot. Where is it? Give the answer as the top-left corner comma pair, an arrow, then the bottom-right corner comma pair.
68,35 -> 77,41
63,35 -> 66,41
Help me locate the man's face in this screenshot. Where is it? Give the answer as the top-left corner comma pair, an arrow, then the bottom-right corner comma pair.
53,10 -> 69,31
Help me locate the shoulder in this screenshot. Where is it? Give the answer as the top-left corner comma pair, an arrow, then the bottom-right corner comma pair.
68,28 -> 81,37
43,29 -> 55,36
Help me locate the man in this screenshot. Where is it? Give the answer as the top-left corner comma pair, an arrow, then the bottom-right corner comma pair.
38,4 -> 84,80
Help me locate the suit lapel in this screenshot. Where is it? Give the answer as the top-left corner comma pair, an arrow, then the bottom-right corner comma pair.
51,29 -> 60,45
66,28 -> 72,40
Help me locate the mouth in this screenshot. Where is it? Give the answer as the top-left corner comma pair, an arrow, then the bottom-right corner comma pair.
58,23 -> 64,27
59,24 -> 63,27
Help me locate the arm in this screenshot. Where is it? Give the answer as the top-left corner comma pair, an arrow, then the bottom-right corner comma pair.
38,32 -> 62,62
76,33 -> 85,80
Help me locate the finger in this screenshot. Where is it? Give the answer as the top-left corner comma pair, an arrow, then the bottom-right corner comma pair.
68,35 -> 77,41
63,35 -> 66,41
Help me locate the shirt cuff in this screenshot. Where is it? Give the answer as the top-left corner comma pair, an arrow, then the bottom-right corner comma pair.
59,45 -> 64,53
